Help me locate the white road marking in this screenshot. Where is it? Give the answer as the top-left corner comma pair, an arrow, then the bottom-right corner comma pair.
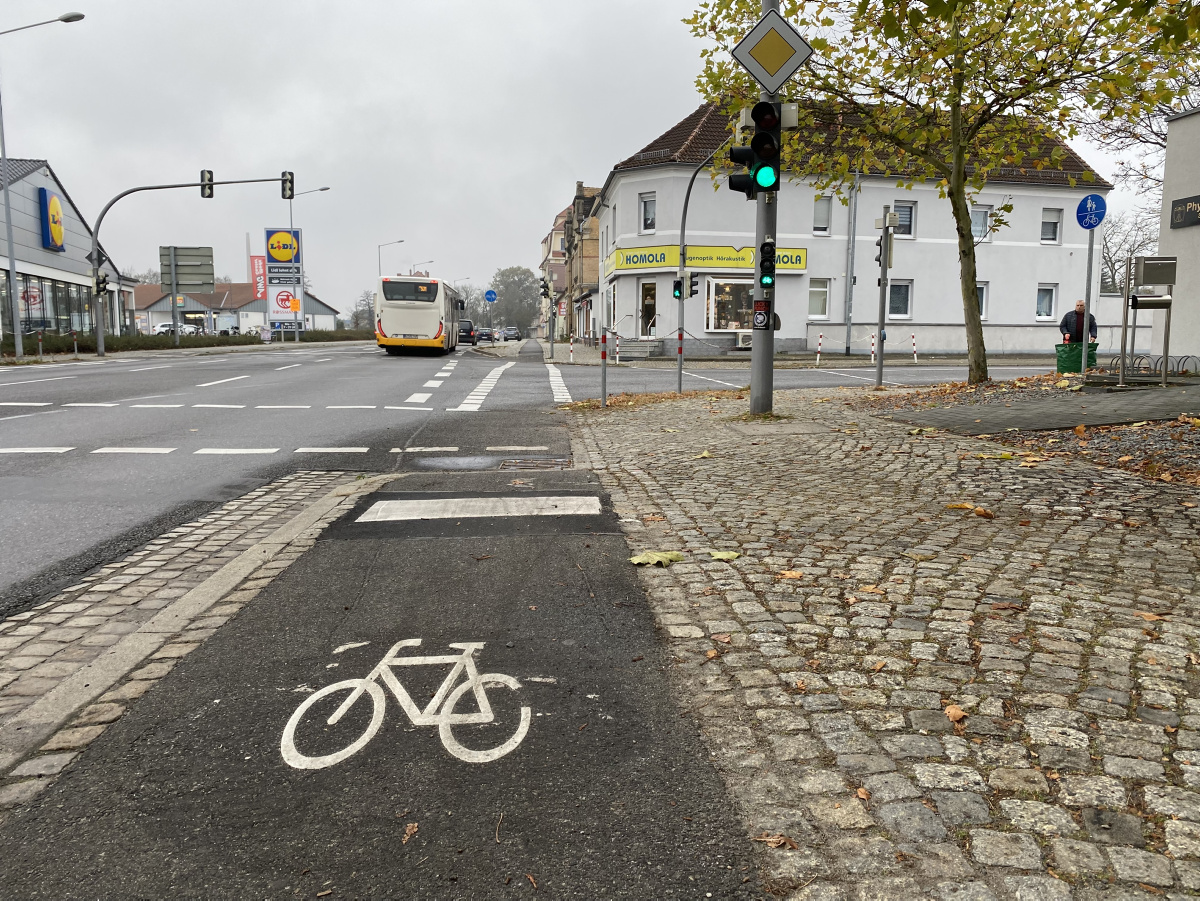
131,404 -> 184,408
356,495 -> 602,522
435,370 -> 452,377
0,402 -> 51,407
396,446 -> 459,453
294,447 -> 370,453
65,402 -> 119,407
256,405 -> 311,409
423,380 -> 444,388
447,361 -> 515,412
275,364 -> 301,371
128,366 -> 170,372
487,445 -> 549,451
0,376 -> 75,388
326,405 -> 376,409
333,641 -> 370,655
192,404 -> 246,408
194,448 -> 279,455
823,369 -> 906,387
316,358 -> 332,362
546,364 -> 572,402
92,447 -> 176,454
683,370 -> 744,388
383,406 -> 433,412
405,393 -> 432,404
196,375 -> 249,387
0,447 -> 74,454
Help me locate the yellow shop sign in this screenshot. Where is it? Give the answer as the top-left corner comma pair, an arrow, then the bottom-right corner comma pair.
604,244 -> 806,276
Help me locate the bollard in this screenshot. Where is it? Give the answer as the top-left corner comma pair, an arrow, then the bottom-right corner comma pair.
71,330 -> 78,360
569,335 -> 574,364
870,333 -> 876,364
37,330 -> 43,362
816,332 -> 823,367
912,333 -> 917,363
600,329 -> 607,408
616,333 -> 621,365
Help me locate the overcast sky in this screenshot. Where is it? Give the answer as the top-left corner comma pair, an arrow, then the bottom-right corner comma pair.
0,0 -> 1136,314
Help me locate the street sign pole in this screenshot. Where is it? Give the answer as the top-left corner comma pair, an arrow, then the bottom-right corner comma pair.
875,206 -> 890,389
1075,193 -> 1107,378
170,246 -> 180,347
750,148 -> 777,414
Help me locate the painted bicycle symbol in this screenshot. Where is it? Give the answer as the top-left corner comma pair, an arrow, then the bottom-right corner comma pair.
280,639 -> 531,769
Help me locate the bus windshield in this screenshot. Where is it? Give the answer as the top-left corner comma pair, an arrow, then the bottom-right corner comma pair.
382,281 -> 437,302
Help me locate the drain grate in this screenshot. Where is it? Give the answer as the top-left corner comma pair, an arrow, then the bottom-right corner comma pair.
499,457 -> 572,470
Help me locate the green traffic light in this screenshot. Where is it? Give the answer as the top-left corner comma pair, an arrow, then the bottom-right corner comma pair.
755,167 -> 778,189
760,274 -> 775,286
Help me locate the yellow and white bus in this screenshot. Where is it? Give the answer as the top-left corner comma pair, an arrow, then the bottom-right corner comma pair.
374,276 -> 463,354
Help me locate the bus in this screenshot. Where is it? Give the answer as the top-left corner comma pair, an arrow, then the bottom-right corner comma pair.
374,276 -> 463,354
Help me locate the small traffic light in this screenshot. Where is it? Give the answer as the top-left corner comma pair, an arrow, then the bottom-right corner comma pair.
540,278 -> 550,299
281,171 -> 295,200
93,271 -> 108,295
749,101 -> 781,192
759,240 -> 776,288
672,279 -> 683,300
874,237 -> 883,265
688,272 -> 699,297
200,170 -> 214,199
728,144 -> 757,199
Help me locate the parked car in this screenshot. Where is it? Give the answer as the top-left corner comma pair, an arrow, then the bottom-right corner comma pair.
503,326 -> 520,341
476,327 -> 494,343
458,319 -> 477,346
153,322 -> 198,336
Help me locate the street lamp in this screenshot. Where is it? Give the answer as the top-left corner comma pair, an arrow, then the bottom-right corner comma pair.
286,186 -> 329,343
410,260 -> 433,276
0,12 -> 84,358
377,239 -> 404,277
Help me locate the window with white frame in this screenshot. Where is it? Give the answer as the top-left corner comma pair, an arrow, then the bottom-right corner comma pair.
1041,209 -> 1062,244
639,194 -> 656,233
706,279 -> 754,331
893,201 -> 915,237
1036,284 -> 1056,320
813,196 -> 832,235
888,280 -> 912,318
808,278 -> 830,318
975,282 -> 989,320
971,205 -> 992,241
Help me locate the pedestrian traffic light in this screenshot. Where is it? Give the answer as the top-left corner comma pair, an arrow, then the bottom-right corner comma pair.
689,272 -> 699,297
200,170 -> 214,199
281,171 -> 294,200
672,279 -> 683,300
759,240 -> 776,288
93,271 -> 108,295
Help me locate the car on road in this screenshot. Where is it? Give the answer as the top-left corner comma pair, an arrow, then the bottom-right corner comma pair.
503,326 -> 520,341
476,327 -> 495,343
458,319 -> 477,346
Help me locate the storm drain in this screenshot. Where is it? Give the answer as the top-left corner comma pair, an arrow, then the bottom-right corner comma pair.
498,457 -> 572,470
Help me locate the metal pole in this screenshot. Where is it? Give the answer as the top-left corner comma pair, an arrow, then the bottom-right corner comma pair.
1162,303 -> 1172,388
290,198 -> 300,343
749,3 -> 779,417
600,313 -> 607,409
843,172 -> 859,355
1080,228 -> 1095,378
875,205 -> 890,389
0,71 -> 22,357
1118,253 -> 1131,387
170,246 -> 180,348
677,148 -> 719,393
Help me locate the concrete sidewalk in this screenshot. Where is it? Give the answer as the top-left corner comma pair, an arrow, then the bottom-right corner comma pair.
572,387 -> 1200,899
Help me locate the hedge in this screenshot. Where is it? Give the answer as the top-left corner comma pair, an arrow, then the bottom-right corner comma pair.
1,332 -> 263,356
300,330 -> 374,342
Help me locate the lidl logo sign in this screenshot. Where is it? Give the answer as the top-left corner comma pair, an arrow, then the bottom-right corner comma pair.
266,229 -> 302,264
39,188 -> 65,252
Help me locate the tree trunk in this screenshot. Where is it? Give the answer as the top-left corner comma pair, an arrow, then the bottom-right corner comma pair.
948,182 -> 989,384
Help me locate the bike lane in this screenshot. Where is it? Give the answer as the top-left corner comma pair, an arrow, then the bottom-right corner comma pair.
0,469 -> 759,899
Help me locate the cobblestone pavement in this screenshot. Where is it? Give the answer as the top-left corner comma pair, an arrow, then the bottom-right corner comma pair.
573,389 -> 1200,900
0,470 -> 389,817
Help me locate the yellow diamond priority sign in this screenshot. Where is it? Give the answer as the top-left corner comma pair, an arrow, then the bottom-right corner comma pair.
731,10 -> 813,95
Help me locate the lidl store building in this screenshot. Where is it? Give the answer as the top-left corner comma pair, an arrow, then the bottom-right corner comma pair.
0,158 -> 126,340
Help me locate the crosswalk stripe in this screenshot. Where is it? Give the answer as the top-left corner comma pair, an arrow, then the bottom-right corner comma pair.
92,447 -> 176,454
194,448 -> 279,455
448,362 -> 514,412
546,363 -> 572,403
0,447 -> 74,454
405,393 -> 432,404
356,495 -> 602,523
423,380 -> 444,388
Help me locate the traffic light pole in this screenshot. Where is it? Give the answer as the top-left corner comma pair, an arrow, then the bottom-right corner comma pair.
89,175 -> 285,356
676,146 -> 720,394
749,0 -> 780,416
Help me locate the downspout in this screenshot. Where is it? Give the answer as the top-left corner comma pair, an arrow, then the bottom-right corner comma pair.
843,171 -> 860,355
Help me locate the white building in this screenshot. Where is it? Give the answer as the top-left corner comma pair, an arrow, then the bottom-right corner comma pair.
594,103 -> 1113,356
1154,107 -> 1200,358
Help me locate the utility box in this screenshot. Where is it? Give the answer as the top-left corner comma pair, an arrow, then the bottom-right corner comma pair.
1135,256 -> 1178,287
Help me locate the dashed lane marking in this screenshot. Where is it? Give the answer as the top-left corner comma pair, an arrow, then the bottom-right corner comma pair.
0,376 -> 76,388
0,447 -> 74,454
275,364 -> 301,371
423,380 -> 444,388
394,446 -> 459,453
0,402 -> 51,407
447,361 -> 515,412
92,447 -> 176,454
356,495 -> 602,523
193,448 -> 279,455
294,447 -> 370,453
64,403 -> 118,407
383,406 -> 433,412
196,375 -> 250,387
131,404 -> 184,408
405,393 -> 432,404
127,366 -> 171,372
486,445 -> 549,452
315,358 -> 332,362
546,364 -> 572,402
256,405 -> 311,409
326,405 -> 376,409
193,404 -> 246,408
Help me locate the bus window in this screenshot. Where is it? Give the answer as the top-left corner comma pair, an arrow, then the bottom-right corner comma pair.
382,281 -> 437,302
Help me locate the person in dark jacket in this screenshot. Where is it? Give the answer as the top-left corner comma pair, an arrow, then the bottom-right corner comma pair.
1060,299 -> 1097,344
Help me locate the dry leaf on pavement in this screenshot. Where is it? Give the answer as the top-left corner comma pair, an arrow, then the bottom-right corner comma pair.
778,570 -> 805,579
944,705 -> 967,723
753,831 -> 799,850
974,507 -> 995,519
693,450 -> 714,459
629,551 -> 685,567
872,660 -> 887,672
705,649 -> 721,660
403,823 -> 418,845
859,585 -> 885,594
1073,424 -> 1087,438
712,633 -> 732,644
946,503 -> 976,510
1133,611 -> 1166,622
856,787 -> 871,801
708,550 -> 741,560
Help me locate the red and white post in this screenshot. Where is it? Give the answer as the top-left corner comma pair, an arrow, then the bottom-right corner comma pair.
569,334 -> 574,364
911,332 -> 917,363
615,334 -> 621,365
816,332 -> 823,367
870,333 -> 876,364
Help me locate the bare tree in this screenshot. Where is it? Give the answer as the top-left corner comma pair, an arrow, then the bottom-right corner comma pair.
348,289 -> 374,330
122,267 -> 161,285
1101,208 -> 1159,293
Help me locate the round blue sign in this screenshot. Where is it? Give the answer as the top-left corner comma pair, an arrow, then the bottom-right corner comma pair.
1076,194 -> 1107,230
485,290 -> 497,303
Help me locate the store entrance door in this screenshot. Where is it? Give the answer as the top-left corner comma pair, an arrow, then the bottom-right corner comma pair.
639,282 -> 656,337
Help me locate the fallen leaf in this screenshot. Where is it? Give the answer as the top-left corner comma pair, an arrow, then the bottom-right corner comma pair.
528,605 -> 537,611
856,787 -> 871,801
1118,455 -> 1135,463
629,551 -> 685,567
693,450 -> 714,459
872,660 -> 887,672
527,873 -> 538,890
664,428 -> 680,433
778,570 -> 805,579
753,831 -> 799,850
1019,520 -> 1032,526
945,705 -> 967,723
317,892 -> 332,899
794,680 -> 807,692
974,507 -> 995,519
642,514 -> 666,522
903,552 -> 935,562
946,503 -> 976,510
708,550 -> 741,560
403,822 -> 418,845
712,633 -> 732,644
1167,725 -> 1178,734
1056,379 -> 1070,388
705,649 -> 721,660
1148,657 -> 1158,665
1183,502 -> 1197,509
859,585 -> 885,594
1161,473 -> 1174,482
1133,611 -> 1166,622
472,554 -> 493,561
991,601 -> 1023,612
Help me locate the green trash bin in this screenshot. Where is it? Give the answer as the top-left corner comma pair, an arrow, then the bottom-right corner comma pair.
1055,342 -> 1097,373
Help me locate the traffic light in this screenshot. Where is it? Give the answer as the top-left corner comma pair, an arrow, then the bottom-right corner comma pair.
874,233 -> 894,268
689,272 -> 699,297
200,170 -> 214,199
728,101 -> 782,197
540,278 -> 550,299
759,240 -> 776,288
728,144 -> 757,199
281,171 -> 294,200
672,279 -> 683,300
93,271 -> 108,295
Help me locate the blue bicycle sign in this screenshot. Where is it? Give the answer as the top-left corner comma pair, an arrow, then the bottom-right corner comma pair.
1076,194 -> 1107,230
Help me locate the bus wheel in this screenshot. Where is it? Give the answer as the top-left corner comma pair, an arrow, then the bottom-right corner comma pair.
385,347 -> 401,356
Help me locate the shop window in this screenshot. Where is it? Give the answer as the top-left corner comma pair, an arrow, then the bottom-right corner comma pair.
813,196 -> 832,235
971,205 -> 992,241
639,281 -> 657,337
1041,209 -> 1061,244
639,194 -> 656,233
808,278 -> 830,319
894,201 -> 915,237
975,282 -> 989,321
706,279 -> 753,331
1036,284 -> 1056,320
888,280 -> 912,319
